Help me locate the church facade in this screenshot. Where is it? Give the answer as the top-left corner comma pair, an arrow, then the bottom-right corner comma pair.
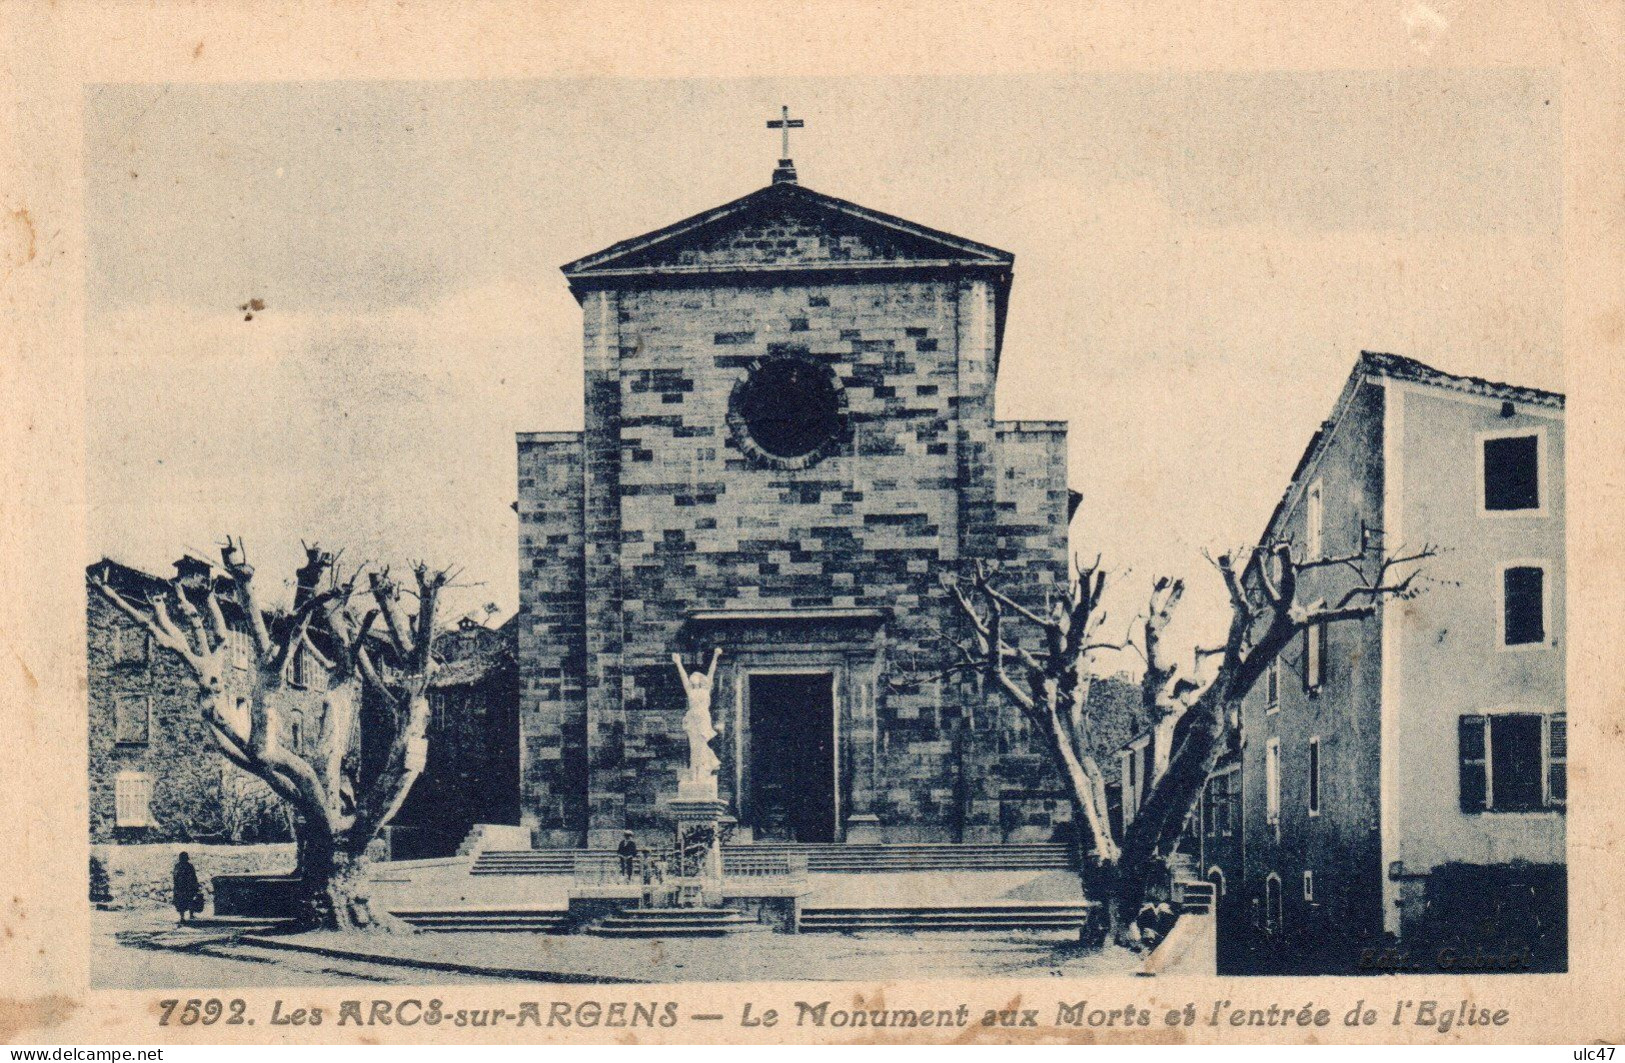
516,162 -> 1076,848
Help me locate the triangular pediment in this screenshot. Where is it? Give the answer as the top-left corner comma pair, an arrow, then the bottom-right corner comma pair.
562,182 -> 1012,284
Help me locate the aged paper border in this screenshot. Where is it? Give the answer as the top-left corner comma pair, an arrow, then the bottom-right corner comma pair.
1,0 -> 1621,1045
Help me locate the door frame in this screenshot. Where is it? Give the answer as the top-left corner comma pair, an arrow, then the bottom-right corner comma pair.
737,666 -> 841,842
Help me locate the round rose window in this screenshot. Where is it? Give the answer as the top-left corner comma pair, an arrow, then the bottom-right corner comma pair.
727,356 -> 848,470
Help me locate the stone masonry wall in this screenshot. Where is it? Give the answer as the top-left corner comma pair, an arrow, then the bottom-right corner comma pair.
91,842 -> 294,910
564,276 -> 1073,842
515,433 -> 589,846
89,577 -> 343,845
960,422 -> 1074,841
88,590 -> 230,843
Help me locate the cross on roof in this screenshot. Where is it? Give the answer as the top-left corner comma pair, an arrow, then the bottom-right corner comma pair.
766,104 -> 804,161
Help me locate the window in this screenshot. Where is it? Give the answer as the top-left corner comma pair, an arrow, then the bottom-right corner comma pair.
1265,738 -> 1281,826
111,627 -> 149,665
113,696 -> 150,745
1482,431 -> 1542,513
1502,564 -> 1547,647
1307,736 -> 1321,816
1305,480 -> 1324,560
1210,769 -> 1236,837
1266,657 -> 1280,714
1304,620 -> 1327,692
286,646 -> 327,691
228,629 -> 251,670
114,771 -> 153,828
1303,870 -> 1315,902
1123,746 -> 1140,823
1203,772 -> 1236,839
1264,873 -> 1283,936
288,711 -> 303,753
728,356 -> 848,469
1220,771 -> 1236,837
1459,712 -> 1566,813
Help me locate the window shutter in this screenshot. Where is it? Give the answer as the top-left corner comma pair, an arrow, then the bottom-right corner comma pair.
1459,715 -> 1487,812
1306,481 -> 1324,560
1304,622 -> 1327,691
1265,740 -> 1281,824
114,697 -> 150,745
1503,566 -> 1546,646
115,773 -> 152,827
1548,713 -> 1567,807
1308,737 -> 1320,814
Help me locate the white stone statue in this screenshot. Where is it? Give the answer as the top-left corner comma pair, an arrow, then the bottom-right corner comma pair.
672,648 -> 722,798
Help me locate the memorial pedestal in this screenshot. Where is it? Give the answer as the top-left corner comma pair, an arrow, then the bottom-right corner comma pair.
669,796 -> 729,907
844,812 -> 883,844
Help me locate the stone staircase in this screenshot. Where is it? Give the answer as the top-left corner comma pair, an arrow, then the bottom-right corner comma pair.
742,843 -> 1071,873
1168,852 -> 1216,915
799,901 -> 1091,933
470,843 -> 1072,876
390,906 -> 570,933
1174,879 -> 1216,915
470,850 -> 579,875
592,907 -> 760,938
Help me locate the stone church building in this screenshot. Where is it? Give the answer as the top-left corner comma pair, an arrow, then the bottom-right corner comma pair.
516,157 -> 1077,849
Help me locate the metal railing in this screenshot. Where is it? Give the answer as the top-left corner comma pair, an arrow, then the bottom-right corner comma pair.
721,850 -> 807,879
571,846 -> 807,896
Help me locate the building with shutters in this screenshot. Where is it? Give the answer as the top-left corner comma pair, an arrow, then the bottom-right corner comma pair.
1224,352 -> 1566,974
86,556 -> 515,854
85,556 -> 324,844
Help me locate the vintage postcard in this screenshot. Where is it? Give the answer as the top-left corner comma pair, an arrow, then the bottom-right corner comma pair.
1,0 -> 1621,1048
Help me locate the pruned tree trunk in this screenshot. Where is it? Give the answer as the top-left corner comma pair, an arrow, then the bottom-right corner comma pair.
90,540 -> 455,933
944,537 -> 1435,952
295,822 -> 391,931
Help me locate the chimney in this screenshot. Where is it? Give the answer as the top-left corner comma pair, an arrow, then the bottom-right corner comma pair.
173,555 -> 214,590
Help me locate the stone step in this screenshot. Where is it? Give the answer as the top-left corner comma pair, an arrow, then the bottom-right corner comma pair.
474,849 -> 1073,858
409,921 -> 570,934
800,904 -> 1091,933
1176,882 -> 1216,914
597,916 -> 756,931
592,907 -> 758,937
800,914 -> 1089,927
471,845 -> 1075,876
608,906 -> 746,920
802,920 -> 1084,933
391,907 -> 570,933
591,924 -> 736,938
474,862 -> 1069,876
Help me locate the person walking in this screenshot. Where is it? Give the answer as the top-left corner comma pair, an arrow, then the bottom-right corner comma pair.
171,852 -> 203,925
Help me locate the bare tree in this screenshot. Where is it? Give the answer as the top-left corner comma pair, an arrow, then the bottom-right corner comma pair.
944,534 -> 1434,948
89,539 -> 453,930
